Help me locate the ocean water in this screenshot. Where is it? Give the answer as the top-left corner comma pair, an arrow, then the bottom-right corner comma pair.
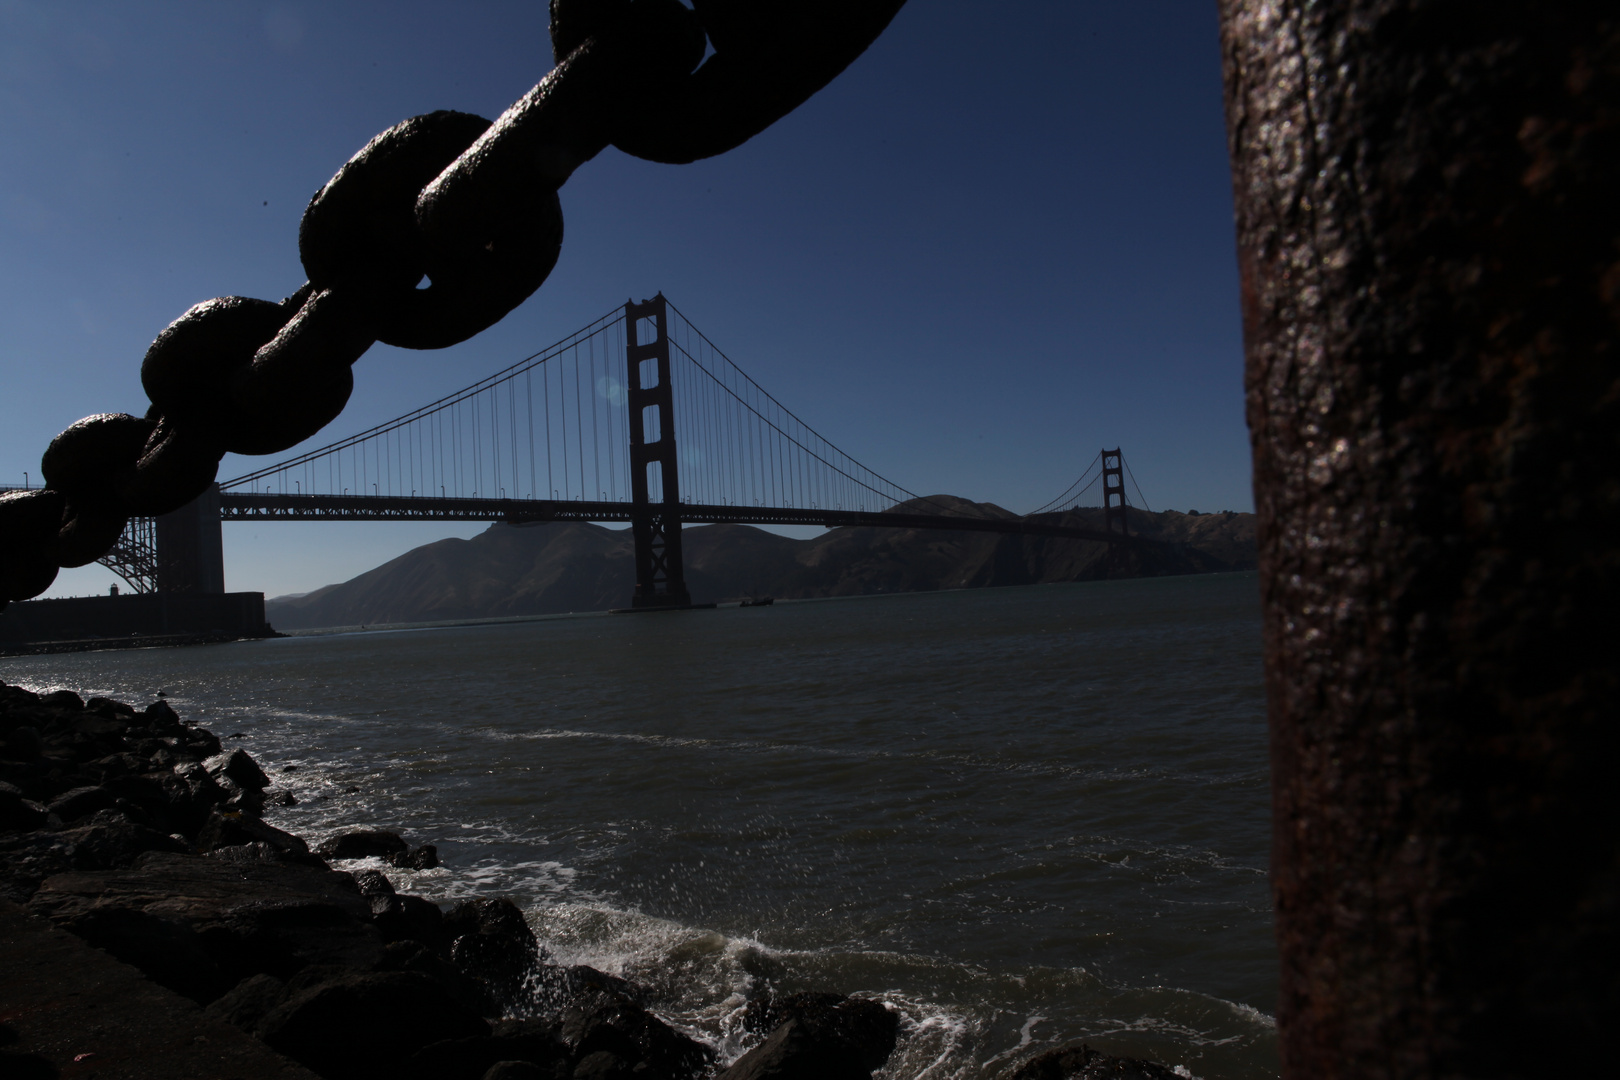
1,572 -> 1277,1079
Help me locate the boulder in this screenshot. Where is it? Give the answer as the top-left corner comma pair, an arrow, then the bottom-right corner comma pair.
204,972 -> 289,1032
27,850 -> 385,1000
377,893 -> 449,949
205,749 -> 271,791
558,989 -> 714,1080
405,1026 -> 571,1080
257,970 -> 490,1080
444,897 -> 540,1007
1005,1044 -> 1184,1079
46,785 -> 117,823
374,939 -> 497,1018
483,1061 -> 564,1080
720,993 -> 897,1080
0,786 -> 47,831
571,1050 -> 636,1079
197,809 -> 311,858
0,815 -> 189,904
316,829 -> 409,861
393,843 -> 440,870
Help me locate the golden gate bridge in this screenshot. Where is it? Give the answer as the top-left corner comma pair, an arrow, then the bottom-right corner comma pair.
85,295 -> 1154,611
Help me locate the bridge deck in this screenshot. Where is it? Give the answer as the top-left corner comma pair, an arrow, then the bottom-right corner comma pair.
218,493 -> 1137,545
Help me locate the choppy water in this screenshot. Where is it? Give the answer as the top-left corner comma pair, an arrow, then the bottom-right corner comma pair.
2,572 -> 1277,1079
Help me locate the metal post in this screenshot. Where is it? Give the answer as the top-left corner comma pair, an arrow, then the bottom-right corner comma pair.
1220,4 -> 1618,1075
623,294 -> 690,609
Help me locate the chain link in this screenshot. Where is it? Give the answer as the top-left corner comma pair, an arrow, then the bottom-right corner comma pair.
0,0 -> 907,606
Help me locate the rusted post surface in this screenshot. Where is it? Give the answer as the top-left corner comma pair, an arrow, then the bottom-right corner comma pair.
1218,4 -> 1618,1076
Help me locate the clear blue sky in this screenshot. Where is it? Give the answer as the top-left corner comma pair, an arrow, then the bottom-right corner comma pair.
1,2 -> 1247,599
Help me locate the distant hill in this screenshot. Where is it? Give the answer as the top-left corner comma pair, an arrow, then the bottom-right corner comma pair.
264,497 -> 1256,631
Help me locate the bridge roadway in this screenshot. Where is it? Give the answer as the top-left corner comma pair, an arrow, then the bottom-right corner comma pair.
218,492 -> 1142,546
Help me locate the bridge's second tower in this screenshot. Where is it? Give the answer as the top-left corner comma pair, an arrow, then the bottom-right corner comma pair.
624,294 -> 691,609
1101,448 -> 1128,539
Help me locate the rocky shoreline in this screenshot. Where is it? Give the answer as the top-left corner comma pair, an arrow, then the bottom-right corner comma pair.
1,678 -> 1181,1080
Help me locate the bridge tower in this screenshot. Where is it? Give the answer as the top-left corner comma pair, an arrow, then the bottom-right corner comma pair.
1101,448 -> 1128,539
624,294 -> 691,609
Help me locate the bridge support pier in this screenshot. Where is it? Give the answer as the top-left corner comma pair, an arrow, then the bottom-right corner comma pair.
624,294 -> 691,610
155,483 -> 224,594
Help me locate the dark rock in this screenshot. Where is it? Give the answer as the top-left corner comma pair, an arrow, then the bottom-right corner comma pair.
445,897 -> 540,1007
0,787 -> 47,831
484,1061 -> 560,1080
173,761 -> 227,810
559,989 -> 714,1080
316,829 -> 409,861
720,993 -> 897,1080
392,843 -> 440,869
142,699 -> 181,731
376,892 -> 448,949
182,726 -> 223,757
1005,1043 -> 1184,1080
85,696 -> 136,719
257,970 -> 490,1080
374,940 -> 497,1021
407,1027 -> 571,1080
205,749 -> 271,791
2,726 -> 43,762
266,789 -> 299,807
218,778 -> 267,817
571,1050 -> 636,1079
560,965 -> 645,1006
46,785 -> 117,823
197,809 -> 311,858
28,850 -> 384,999
351,868 -> 411,924
205,972 -> 289,1033
207,840 -> 330,871
38,690 -> 84,711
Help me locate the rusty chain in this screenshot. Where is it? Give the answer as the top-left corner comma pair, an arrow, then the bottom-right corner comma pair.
0,0 -> 906,608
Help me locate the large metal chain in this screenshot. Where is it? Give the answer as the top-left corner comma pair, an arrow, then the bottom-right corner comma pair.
0,0 -> 906,608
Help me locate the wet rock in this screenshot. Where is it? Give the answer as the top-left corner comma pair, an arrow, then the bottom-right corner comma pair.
173,761 -> 227,811
28,850 -> 384,1000
206,749 -> 271,791
37,690 -> 85,712
558,989 -> 714,1080
571,1049 -> 635,1079
393,843 -> 440,869
720,993 -> 897,1080
374,940 -> 497,1021
406,1026 -> 571,1080
197,809 -> 311,859
266,789 -> 299,807
141,698 -> 184,734
377,893 -> 448,949
257,970 -> 490,1080
445,897 -> 540,1006
316,829 -> 409,861
484,1060 -> 562,1080
352,868 -> 399,913
1005,1043 -> 1184,1080
46,784 -> 116,823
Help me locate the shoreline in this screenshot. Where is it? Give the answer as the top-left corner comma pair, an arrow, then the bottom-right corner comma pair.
1,677 -> 1184,1080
